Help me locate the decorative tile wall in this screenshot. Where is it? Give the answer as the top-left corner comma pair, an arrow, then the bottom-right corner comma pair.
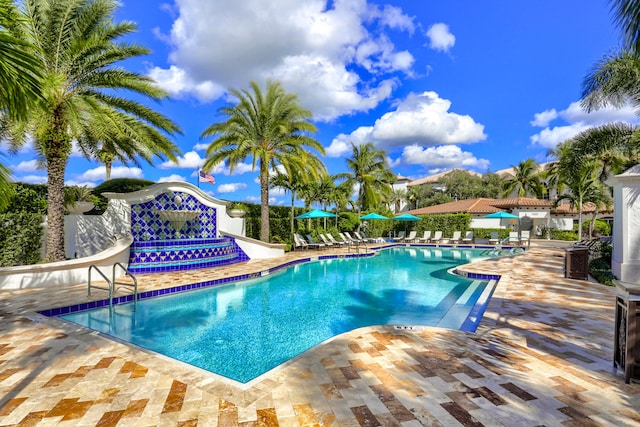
128,190 -> 248,272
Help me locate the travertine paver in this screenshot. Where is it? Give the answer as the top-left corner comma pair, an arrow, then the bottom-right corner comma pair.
0,243 -> 638,426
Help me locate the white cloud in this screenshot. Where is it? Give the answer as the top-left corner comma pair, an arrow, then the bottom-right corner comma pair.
530,109 -> 558,127
159,151 -> 205,169
395,145 -> 489,171
151,0 -> 415,120
72,166 -> 144,183
426,23 -> 455,52
218,183 -> 247,193
20,174 -> 47,185
530,101 -> 640,149
11,160 -> 41,173
192,142 -> 209,151
246,195 -> 277,204
158,174 -> 187,183
326,91 -> 486,156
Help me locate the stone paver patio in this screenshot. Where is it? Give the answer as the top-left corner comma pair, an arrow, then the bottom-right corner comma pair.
0,243 -> 639,426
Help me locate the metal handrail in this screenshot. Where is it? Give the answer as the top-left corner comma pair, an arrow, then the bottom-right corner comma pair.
88,265 -> 113,306
113,262 -> 138,308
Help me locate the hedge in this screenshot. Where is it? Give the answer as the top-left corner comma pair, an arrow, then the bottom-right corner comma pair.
0,213 -> 44,266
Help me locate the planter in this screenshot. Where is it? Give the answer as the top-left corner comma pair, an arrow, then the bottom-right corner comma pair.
68,201 -> 94,214
228,209 -> 246,218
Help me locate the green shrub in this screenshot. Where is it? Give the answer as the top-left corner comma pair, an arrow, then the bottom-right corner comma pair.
550,229 -> 578,241
582,218 -> 611,236
589,257 -> 616,286
0,213 -> 44,266
471,228 -> 511,240
414,213 -> 471,237
92,178 -> 155,212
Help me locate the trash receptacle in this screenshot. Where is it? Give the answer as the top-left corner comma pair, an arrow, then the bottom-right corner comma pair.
614,280 -> 640,383
565,246 -> 589,280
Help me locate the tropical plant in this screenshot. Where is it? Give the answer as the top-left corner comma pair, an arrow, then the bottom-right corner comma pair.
609,0 -> 640,54
2,0 -> 181,262
344,142 -> 395,215
202,80 -> 324,242
554,160 -> 609,239
0,0 -> 42,120
270,151 -> 326,239
501,158 -> 546,198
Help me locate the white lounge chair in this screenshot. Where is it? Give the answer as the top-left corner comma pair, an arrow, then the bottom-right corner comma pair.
520,230 -> 530,246
488,231 -> 500,245
507,232 -> 519,245
449,231 -> 462,244
318,234 -> 334,247
327,233 -> 347,246
418,230 -> 432,243
431,231 -> 443,244
462,231 -> 474,244
392,230 -> 406,242
405,230 -> 417,243
293,233 -> 308,250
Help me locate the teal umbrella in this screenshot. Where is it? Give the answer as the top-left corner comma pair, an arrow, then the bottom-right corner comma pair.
295,209 -> 337,219
484,211 -> 519,219
393,213 -> 421,221
360,212 -> 388,220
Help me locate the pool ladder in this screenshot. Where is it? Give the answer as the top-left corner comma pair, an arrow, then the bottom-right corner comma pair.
88,262 -> 138,308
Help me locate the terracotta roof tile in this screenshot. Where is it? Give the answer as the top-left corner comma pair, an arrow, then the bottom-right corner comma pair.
407,198 -> 502,215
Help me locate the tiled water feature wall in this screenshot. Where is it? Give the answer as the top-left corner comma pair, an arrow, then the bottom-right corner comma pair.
128,190 -> 248,273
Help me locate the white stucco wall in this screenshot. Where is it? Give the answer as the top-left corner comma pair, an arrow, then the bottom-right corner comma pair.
607,165 -> 640,282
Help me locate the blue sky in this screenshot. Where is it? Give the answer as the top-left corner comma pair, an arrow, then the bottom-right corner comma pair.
6,0 -> 640,205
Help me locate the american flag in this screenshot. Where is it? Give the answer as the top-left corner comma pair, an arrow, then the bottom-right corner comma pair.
199,170 -> 215,184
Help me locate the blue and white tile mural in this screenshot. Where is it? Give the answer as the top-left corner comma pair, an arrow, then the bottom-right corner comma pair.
128,190 -> 248,273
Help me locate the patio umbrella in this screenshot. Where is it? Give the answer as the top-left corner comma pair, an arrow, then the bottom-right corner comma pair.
483,211 -> 519,219
393,213 -> 421,221
484,211 -> 520,231
295,209 -> 337,219
360,212 -> 388,220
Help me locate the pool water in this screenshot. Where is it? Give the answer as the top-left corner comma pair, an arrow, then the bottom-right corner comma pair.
61,247 -> 496,383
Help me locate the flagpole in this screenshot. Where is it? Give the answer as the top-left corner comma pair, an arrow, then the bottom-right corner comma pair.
197,169 -> 200,189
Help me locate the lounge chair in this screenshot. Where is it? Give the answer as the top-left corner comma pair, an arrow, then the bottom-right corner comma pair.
305,234 -> 326,250
418,230 -> 432,243
354,231 -> 373,243
462,231 -> 474,244
293,233 -> 308,250
392,230 -> 406,242
488,231 -> 500,245
405,230 -> 417,243
327,233 -> 347,247
318,234 -> 334,247
431,231 -> 443,244
338,232 -> 352,244
507,231 -> 519,245
520,230 -> 530,247
449,231 -> 462,245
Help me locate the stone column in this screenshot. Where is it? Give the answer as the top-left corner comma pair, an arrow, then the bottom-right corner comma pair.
607,165 -> 640,282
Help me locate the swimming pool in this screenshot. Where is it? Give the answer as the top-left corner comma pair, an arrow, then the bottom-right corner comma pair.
60,246 -> 498,383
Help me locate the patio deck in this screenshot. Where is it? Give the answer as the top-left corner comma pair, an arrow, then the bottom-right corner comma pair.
0,243 -> 638,426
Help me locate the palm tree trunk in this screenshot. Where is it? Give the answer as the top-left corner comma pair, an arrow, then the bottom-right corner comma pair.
45,154 -> 68,262
259,159 -> 270,242
290,190 -> 295,242
105,158 -> 112,180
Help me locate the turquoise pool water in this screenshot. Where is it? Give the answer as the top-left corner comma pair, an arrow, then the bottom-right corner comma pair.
61,247 -> 496,383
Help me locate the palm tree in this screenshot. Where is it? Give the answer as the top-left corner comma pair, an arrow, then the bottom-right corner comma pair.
609,0 -> 640,54
502,158 -> 546,198
582,50 -> 640,113
344,142 -> 395,215
201,80 -> 324,242
5,0 -> 182,262
554,160 -> 606,239
269,150 -> 325,240
0,0 -> 42,120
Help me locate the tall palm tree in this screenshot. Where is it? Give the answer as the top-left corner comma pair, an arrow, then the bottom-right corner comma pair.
201,80 -> 324,242
5,0 -> 182,262
269,150 -> 325,239
345,142 -> 394,215
501,158 -> 546,198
